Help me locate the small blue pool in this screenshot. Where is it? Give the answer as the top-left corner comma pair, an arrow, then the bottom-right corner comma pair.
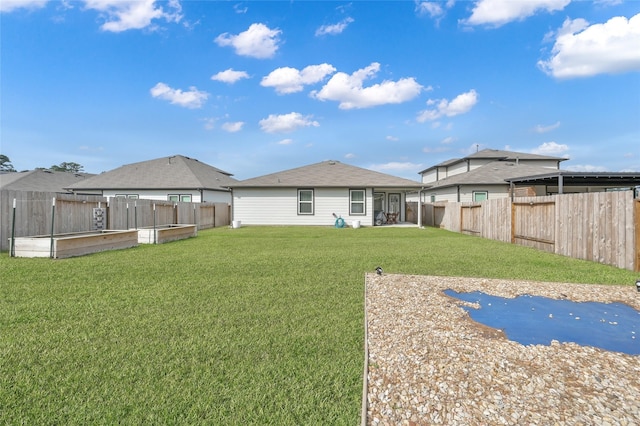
444,290 -> 640,356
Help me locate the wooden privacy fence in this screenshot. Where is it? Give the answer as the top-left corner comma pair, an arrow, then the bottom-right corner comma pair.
0,190 -> 231,252
408,190 -> 639,272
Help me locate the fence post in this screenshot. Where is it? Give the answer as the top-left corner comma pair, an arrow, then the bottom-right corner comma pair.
510,199 -> 516,244
635,199 -> 640,272
153,203 -> 157,244
49,197 -> 56,258
10,198 -> 16,257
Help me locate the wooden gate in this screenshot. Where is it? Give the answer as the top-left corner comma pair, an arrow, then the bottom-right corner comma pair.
511,197 -> 556,252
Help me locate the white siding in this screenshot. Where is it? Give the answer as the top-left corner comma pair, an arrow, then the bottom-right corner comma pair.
428,184 -> 512,203
103,189 -> 231,204
233,187 -> 375,226
422,169 -> 438,184
446,162 -> 469,177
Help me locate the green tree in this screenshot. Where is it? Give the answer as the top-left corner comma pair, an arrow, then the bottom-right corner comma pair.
50,162 -> 84,173
0,154 -> 16,172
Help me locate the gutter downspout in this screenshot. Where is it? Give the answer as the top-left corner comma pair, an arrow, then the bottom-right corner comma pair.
457,185 -> 461,202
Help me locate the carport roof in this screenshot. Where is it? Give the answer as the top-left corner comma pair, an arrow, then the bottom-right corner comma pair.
504,171 -> 640,188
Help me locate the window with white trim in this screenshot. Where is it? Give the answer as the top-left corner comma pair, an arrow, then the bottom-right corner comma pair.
298,189 -> 314,215
473,191 -> 488,202
349,189 -> 366,215
168,194 -> 192,202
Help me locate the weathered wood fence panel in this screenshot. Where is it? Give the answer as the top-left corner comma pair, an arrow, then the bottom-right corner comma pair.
1,190 -> 231,251
407,191 -> 638,271
512,196 -> 556,252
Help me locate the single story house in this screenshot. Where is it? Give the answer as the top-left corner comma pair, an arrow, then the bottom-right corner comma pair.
229,160 -> 426,227
66,155 -> 237,203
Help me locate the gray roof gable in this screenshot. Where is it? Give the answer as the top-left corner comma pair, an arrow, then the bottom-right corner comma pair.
419,149 -> 566,174
231,160 -> 424,188
67,155 -> 237,191
0,170 -> 93,192
427,161 -> 560,189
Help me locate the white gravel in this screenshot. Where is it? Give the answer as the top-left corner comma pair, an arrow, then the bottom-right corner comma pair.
365,274 -> 640,425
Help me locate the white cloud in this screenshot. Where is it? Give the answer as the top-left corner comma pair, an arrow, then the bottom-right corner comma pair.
202,117 -> 217,130
441,136 -> 456,144
386,135 -> 399,142
417,89 -> 478,122
369,162 -> 423,172
464,0 -> 570,28
259,112 -> 319,133
1,0 -> 48,12
215,23 -> 281,59
531,141 -> 569,156
422,146 -> 449,153
221,121 -> 244,132
150,82 -> 208,109
83,0 -> 183,32
211,68 -> 250,84
533,121 -> 561,133
415,0 -> 455,20
315,17 -> 354,36
261,64 -> 336,94
538,14 -> 640,78
566,164 -> 608,172
277,138 -> 293,145
415,1 -> 444,19
344,153 -> 356,159
311,62 -> 423,109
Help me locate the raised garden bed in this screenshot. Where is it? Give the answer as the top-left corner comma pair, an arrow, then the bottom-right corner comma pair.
136,224 -> 197,244
10,230 -> 138,259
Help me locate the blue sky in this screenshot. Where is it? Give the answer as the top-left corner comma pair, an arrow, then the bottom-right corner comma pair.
2,0 -> 639,180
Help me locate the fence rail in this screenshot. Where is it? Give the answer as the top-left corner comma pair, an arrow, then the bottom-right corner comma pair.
408,190 -> 639,272
0,190 -> 230,252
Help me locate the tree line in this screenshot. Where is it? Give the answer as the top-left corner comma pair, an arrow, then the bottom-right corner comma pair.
0,155 -> 84,173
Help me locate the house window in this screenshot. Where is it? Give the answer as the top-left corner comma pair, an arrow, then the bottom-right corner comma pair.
430,194 -> 436,202
168,194 -> 192,202
115,194 -> 139,199
473,191 -> 488,202
350,189 -> 366,215
298,189 -> 314,215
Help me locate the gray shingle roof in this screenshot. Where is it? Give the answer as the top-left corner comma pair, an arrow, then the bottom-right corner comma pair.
66,155 -> 237,191
466,148 -> 566,161
0,170 -> 93,192
230,160 -> 424,188
426,161 -> 560,189
419,149 -> 566,174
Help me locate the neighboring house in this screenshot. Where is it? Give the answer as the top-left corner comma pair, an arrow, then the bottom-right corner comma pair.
0,169 -> 93,193
418,149 -> 639,202
230,160 -> 425,226
66,155 -> 237,203
419,149 -> 566,202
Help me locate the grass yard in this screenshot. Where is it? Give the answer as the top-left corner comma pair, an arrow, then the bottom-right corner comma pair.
1,226 -> 637,424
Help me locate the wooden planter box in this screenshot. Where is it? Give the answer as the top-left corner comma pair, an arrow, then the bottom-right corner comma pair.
10,230 -> 139,259
136,224 -> 197,244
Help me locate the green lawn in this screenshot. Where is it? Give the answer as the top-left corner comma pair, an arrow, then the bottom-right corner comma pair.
1,226 -> 636,424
